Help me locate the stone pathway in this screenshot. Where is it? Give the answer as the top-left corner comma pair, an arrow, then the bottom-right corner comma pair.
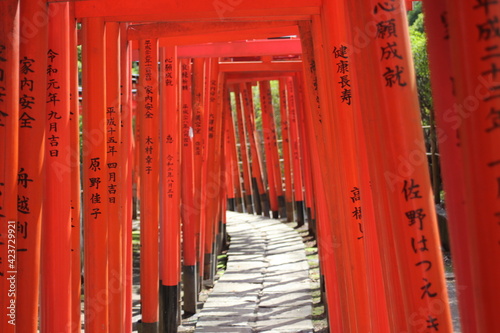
194,212 -> 314,333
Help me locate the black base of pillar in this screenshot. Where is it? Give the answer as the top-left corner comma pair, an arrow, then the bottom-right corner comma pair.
196,263 -> 202,294
278,195 -> 286,218
252,178 -> 263,215
138,320 -> 159,333
307,207 -> 316,236
204,252 -> 214,285
182,265 -> 198,315
285,201 -> 294,222
132,196 -> 138,220
296,201 -> 305,227
222,223 -> 230,251
245,194 -> 254,214
216,220 -> 223,255
159,283 -> 179,333
235,196 -> 244,213
261,193 -> 270,217
320,273 -> 327,306
272,210 -> 279,219
227,198 -> 235,211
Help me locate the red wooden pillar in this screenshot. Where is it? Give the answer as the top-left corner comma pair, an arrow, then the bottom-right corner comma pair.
69,4 -> 82,332
233,84 -> 254,214
246,82 -> 271,217
180,58 -> 198,315
241,82 -> 267,216
16,0 -> 48,331
159,46 -> 181,332
42,2 -> 72,331
348,0 -> 453,331
299,72 -> 343,332
105,21 -> 124,333
218,104 -> 229,251
321,5 -> 406,329
215,85 -> 228,255
286,78 -> 306,226
138,38 -> 160,332
320,3 -> 391,331
278,79 -> 294,221
295,75 -> 316,233
300,20 -> 359,331
191,58 -> 206,284
120,23 -> 133,333
259,81 -> 286,217
445,1 -> 500,331
82,16 -> 109,332
225,94 -> 244,213
355,102 -> 392,333
203,58 -> 221,284
224,112 -> 236,212
422,1 -> 476,331
0,1 -> 19,332
259,80 -> 285,218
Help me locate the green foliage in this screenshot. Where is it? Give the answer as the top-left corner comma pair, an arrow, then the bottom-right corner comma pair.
408,7 -> 433,125
407,1 -> 422,27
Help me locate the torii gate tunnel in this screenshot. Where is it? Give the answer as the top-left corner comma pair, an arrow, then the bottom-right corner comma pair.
0,0 -> 499,332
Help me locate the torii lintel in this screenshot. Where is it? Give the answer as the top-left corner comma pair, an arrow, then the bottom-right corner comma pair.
74,0 -> 321,22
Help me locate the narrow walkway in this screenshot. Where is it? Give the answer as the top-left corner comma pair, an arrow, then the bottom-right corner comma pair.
195,212 -> 314,333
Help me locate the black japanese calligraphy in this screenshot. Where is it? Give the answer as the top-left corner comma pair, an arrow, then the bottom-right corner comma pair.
402,178 -> 423,201
383,66 -> 407,87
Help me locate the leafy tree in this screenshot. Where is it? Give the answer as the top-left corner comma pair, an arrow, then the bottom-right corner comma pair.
407,1 -> 423,27
408,5 -> 432,125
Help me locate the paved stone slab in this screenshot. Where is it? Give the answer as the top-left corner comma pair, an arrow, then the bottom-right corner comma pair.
194,212 -> 313,333
256,304 -> 313,320
259,292 -> 313,308
263,281 -> 311,293
212,282 -> 262,293
253,318 -> 314,332
196,327 -> 253,333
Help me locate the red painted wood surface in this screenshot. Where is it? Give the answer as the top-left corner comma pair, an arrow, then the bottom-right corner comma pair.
16,0 -> 48,330
241,82 -> 267,215
120,23 -> 134,333
138,38 -> 160,326
286,78 -> 305,204
160,46 -> 181,287
319,4 -> 382,331
42,3 -> 72,331
233,84 -> 254,214
445,1 -> 500,331
225,95 -> 244,212
192,57 -> 207,281
278,79 -> 294,220
74,0 -> 321,22
0,1 -> 19,332
202,58 -> 223,281
299,72 -> 343,332
295,75 -> 316,231
423,1 -> 476,331
69,5 -> 82,332
348,1 -> 453,331
82,16 -> 110,332
178,39 -> 301,58
259,80 -> 284,216
300,19 -> 358,331
128,21 -> 298,43
105,21 -> 125,333
181,58 -> 197,269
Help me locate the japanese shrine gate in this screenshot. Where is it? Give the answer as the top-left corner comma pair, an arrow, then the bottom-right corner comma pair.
0,0 -> 499,332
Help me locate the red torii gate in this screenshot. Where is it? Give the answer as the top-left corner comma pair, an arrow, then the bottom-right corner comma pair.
0,0 -> 498,333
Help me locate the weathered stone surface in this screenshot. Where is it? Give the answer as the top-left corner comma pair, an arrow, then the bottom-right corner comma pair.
194,212 -> 313,333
